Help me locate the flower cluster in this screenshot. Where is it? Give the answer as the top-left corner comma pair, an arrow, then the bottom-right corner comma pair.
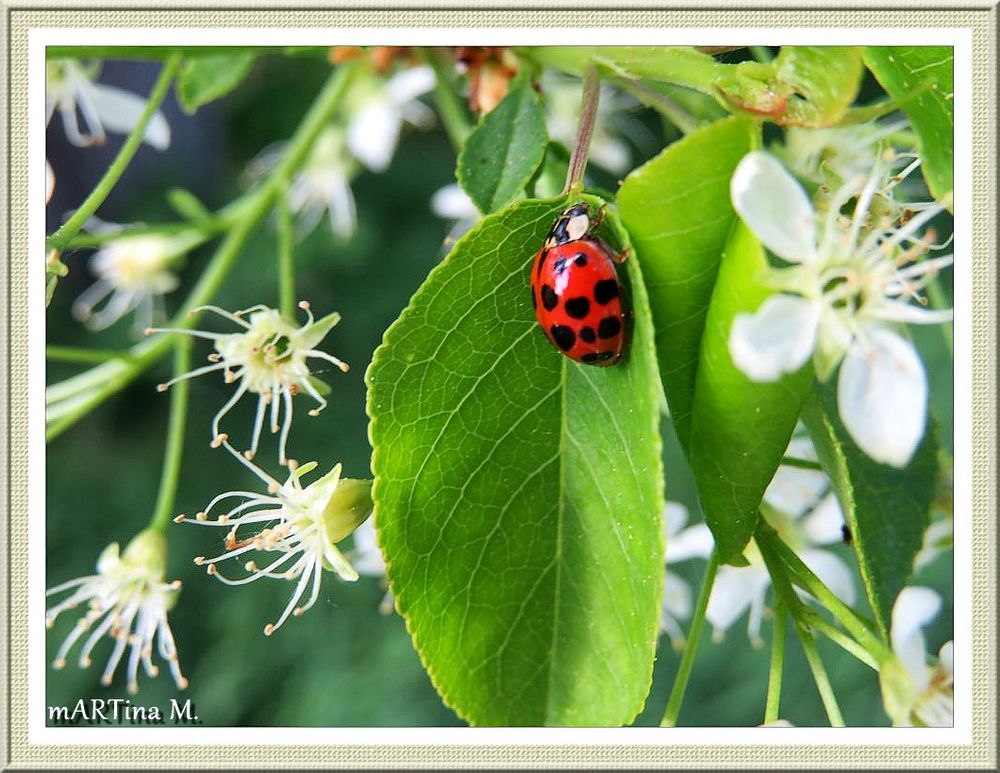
246,63 -> 435,240
881,586 -> 954,727
728,143 -> 952,468
45,530 -> 187,694
176,450 -> 373,635
46,59 -> 171,150
150,301 -> 348,464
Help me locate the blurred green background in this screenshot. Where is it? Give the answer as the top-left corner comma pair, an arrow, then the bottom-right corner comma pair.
45,51 -> 953,727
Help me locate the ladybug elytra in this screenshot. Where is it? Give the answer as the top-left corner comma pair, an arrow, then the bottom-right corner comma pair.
530,203 -> 627,367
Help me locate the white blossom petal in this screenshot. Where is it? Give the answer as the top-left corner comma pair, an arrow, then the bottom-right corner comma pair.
348,99 -> 403,172
729,295 -> 821,382
797,548 -> 855,606
838,328 -> 928,468
663,501 -> 689,538
891,586 -> 941,692
800,492 -> 846,546
88,84 -> 170,150
937,641 -> 953,678
431,184 -> 478,220
731,151 -> 818,263
386,65 -> 435,104
764,435 -> 827,518
662,570 -> 692,621
706,564 -> 771,635
665,522 -> 714,563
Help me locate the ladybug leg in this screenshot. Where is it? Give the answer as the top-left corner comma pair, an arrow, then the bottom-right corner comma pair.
612,245 -> 632,264
590,205 -> 607,232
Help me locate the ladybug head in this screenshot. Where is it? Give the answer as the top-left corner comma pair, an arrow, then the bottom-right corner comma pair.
545,203 -> 591,248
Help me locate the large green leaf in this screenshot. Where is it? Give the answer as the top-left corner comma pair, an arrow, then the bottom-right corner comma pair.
617,116 -> 756,450
803,382 -> 938,640
367,197 -> 664,726
863,46 -> 954,203
688,221 -> 815,565
176,52 -> 256,114
457,75 -> 548,214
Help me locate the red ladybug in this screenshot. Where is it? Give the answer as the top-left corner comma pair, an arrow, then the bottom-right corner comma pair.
530,203 -> 627,366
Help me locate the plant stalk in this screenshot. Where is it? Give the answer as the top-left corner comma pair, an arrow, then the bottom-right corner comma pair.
660,550 -> 719,727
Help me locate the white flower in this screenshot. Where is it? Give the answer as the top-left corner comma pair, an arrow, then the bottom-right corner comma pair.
542,72 -> 637,175
346,65 -> 435,173
779,119 -> 911,187
914,517 -> 953,572
46,160 -> 56,204
728,150 -> 953,468
430,183 -> 480,247
45,530 -> 187,694
881,586 -> 953,726
46,60 -> 170,150
660,501 -> 717,649
150,301 -> 349,464
72,231 -> 195,331
177,456 -> 372,635
350,517 -> 395,615
247,128 -> 358,239
669,437 -> 854,647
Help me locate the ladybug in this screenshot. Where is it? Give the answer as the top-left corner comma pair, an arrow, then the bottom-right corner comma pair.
530,203 -> 627,366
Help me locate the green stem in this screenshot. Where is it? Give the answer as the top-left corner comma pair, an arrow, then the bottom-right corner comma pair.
764,600 -> 786,724
757,533 -> 844,727
149,338 -> 191,532
756,522 -> 891,663
615,79 -> 698,135
796,626 -> 845,727
563,64 -> 600,196
660,550 -> 719,727
46,345 -> 135,365
276,183 -> 296,318
46,55 -> 182,252
779,456 -> 823,471
45,64 -> 359,441
424,48 -> 472,150
810,615 -> 879,670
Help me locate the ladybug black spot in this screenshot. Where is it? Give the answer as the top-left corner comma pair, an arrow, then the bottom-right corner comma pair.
579,326 -> 596,343
574,253 -> 588,267
582,351 -> 615,363
541,285 -> 558,311
564,297 -> 590,319
549,325 -> 576,352
594,279 -> 620,305
598,316 -> 622,339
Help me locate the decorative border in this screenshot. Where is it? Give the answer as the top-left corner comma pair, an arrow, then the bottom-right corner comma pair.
4,3 -> 996,768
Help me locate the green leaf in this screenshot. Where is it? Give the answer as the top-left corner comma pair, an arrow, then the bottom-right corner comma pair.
716,47 -> 863,127
367,197 -> 664,726
802,381 -> 938,640
617,116 -> 757,449
166,187 -> 214,222
457,75 -> 548,214
687,221 -> 815,565
863,46 -> 954,203
527,46 -> 725,97
528,141 -> 570,200
176,52 -> 256,114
